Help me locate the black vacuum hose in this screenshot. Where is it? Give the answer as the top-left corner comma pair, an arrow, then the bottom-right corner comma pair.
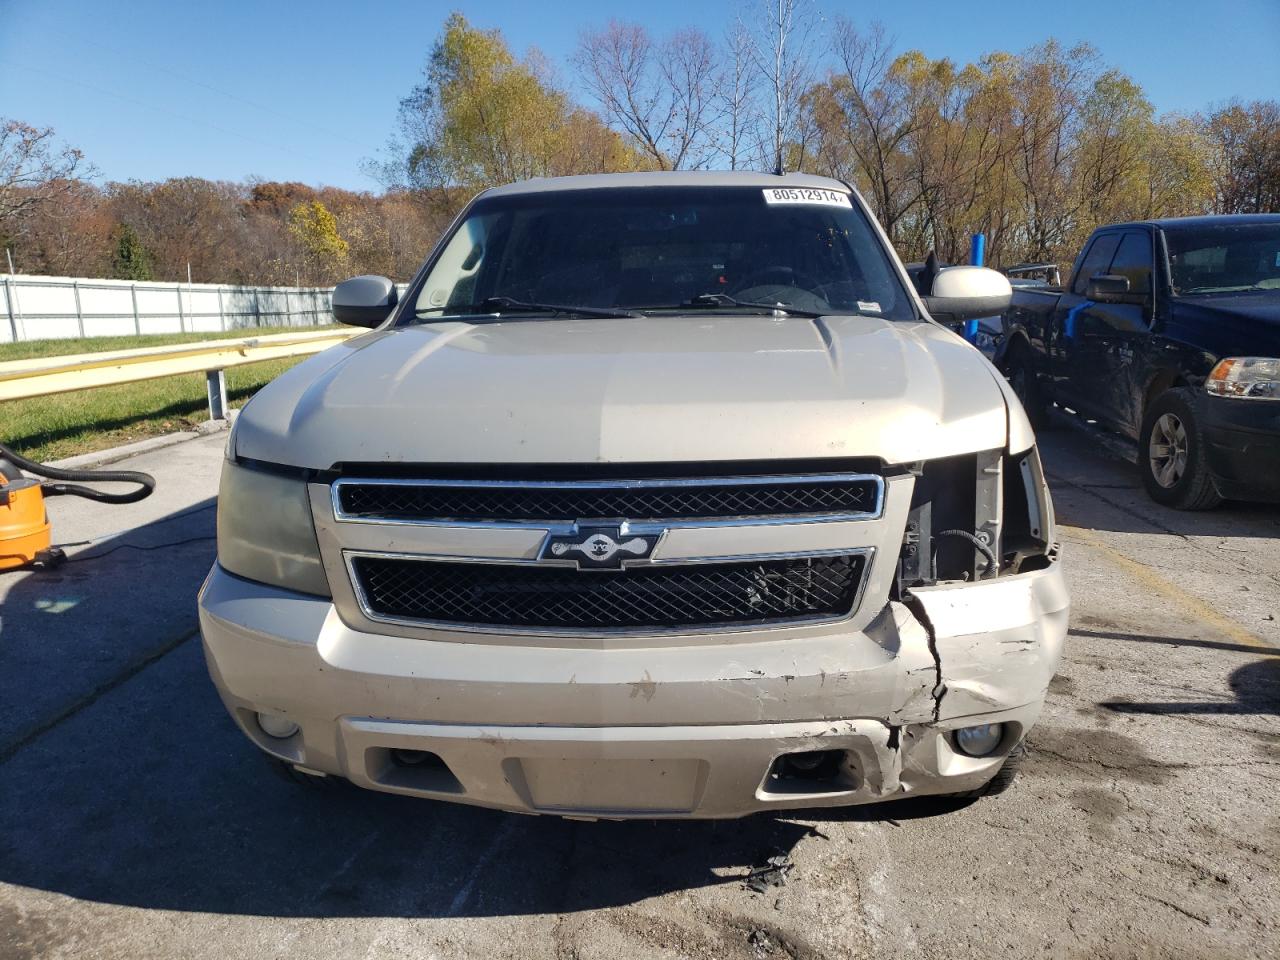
0,440 -> 155,504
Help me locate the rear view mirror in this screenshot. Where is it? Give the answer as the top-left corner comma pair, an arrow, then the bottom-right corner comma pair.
922,266 -> 1012,324
333,275 -> 398,328
1086,274 -> 1130,303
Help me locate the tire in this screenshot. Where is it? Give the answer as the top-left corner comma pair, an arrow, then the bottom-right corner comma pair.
1005,346 -> 1051,431
1138,388 -> 1223,510
948,743 -> 1024,800
978,744 -> 1022,796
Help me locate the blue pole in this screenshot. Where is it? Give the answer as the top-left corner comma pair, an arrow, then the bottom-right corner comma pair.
970,233 -> 986,267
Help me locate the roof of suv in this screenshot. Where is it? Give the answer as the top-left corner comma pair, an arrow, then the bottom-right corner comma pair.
482,170 -> 852,198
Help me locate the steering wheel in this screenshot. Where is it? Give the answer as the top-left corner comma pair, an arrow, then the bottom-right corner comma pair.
729,266 -> 821,297
729,266 -> 830,313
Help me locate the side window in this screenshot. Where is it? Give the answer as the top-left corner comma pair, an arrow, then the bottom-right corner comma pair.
1108,231 -> 1153,295
1072,233 -> 1122,295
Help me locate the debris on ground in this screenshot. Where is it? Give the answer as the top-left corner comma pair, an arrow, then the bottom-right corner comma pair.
744,852 -> 794,893
747,927 -> 778,956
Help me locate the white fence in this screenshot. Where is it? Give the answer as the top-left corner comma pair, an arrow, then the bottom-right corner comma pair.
0,274 -> 348,343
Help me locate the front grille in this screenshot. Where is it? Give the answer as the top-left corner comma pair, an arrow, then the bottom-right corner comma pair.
350,553 -> 866,631
336,475 -> 881,524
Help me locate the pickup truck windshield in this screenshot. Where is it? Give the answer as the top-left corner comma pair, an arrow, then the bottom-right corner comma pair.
1167,223 -> 1280,296
407,186 -> 916,323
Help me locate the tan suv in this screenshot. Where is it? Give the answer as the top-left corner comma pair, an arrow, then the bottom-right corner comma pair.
199,171 -> 1067,818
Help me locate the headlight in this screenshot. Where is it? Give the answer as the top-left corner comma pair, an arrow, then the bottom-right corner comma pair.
1206,357 -> 1280,400
216,460 -> 330,596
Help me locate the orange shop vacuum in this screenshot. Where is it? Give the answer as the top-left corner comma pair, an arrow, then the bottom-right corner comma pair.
1,440 -> 154,571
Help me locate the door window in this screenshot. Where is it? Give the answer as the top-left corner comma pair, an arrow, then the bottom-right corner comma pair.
1072,233 -> 1122,294
1108,231 -> 1153,295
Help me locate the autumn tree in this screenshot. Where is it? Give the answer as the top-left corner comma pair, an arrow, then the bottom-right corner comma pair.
288,200 -> 349,284
108,178 -> 249,282
378,13 -> 638,201
1137,115 -> 1214,220
1203,100 -> 1280,213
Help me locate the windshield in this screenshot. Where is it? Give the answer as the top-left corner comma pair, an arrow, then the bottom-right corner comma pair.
406,186 -> 916,322
1167,223 -> 1280,296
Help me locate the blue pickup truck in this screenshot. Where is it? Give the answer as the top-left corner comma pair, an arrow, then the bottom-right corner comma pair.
1001,215 -> 1280,509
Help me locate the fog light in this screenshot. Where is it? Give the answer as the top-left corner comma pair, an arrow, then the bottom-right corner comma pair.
391,749 -> 431,766
256,711 -> 299,739
955,723 -> 1003,757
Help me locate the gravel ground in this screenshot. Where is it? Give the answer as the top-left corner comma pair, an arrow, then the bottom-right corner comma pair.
1,413 -> 1276,960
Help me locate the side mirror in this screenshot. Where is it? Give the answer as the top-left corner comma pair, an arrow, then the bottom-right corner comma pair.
332,275 -> 398,328
1086,274 -> 1130,303
922,266 -> 1012,324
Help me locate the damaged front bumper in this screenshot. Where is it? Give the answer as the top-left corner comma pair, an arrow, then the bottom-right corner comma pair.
199,552 -> 1068,819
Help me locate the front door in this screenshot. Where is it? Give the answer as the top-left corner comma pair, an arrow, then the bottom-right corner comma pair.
1068,230 -> 1154,434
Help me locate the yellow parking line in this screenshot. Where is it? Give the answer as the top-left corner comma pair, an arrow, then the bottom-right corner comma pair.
1062,524 -> 1274,651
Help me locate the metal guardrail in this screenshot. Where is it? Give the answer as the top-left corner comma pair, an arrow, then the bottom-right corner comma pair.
0,328 -> 359,419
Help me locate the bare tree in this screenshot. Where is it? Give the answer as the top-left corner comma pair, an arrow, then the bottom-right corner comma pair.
575,21 -> 719,170
814,21 -> 924,240
747,0 -> 823,173
716,20 -> 762,170
0,120 -> 87,232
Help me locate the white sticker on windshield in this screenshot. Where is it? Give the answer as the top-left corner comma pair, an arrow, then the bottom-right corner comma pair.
762,187 -> 852,208
857,301 -> 882,313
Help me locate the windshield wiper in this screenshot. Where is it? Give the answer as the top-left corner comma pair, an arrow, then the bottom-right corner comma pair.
637,293 -> 826,318
417,296 -> 639,321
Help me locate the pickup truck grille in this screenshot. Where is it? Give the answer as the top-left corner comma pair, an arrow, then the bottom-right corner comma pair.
334,474 -> 882,524
349,553 -> 866,631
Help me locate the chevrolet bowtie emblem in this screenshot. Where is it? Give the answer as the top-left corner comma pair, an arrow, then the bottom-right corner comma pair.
541,526 -> 661,569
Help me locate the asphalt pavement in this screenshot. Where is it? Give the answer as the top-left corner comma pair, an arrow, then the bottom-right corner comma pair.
1,415 -> 1277,960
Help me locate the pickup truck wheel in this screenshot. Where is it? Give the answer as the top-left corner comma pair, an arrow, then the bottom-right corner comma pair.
1138,389 -> 1222,510
1006,349 -> 1050,429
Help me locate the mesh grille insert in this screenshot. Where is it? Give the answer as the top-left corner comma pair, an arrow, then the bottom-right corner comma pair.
337,477 -> 880,523
351,554 -> 866,631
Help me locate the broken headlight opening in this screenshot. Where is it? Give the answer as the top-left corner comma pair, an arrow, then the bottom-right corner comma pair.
894,445 -> 1055,596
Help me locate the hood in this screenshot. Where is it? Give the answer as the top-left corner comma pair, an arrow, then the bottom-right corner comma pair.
1169,293 -> 1280,358
234,315 -> 1010,469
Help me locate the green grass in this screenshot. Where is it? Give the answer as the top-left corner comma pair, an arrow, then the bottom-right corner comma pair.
1,327 -> 334,462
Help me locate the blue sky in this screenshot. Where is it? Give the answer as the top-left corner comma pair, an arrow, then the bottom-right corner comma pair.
2,0 -> 1277,190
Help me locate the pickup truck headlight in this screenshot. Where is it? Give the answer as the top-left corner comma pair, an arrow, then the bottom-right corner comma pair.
1206,357 -> 1280,400
216,460 -> 330,597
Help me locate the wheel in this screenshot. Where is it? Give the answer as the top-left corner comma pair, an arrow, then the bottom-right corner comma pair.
1138,388 -> 1222,510
1005,346 -> 1050,430
978,744 -> 1022,796
949,743 -> 1023,800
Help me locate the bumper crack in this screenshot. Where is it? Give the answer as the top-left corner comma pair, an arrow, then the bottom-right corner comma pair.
904,592 -> 946,722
